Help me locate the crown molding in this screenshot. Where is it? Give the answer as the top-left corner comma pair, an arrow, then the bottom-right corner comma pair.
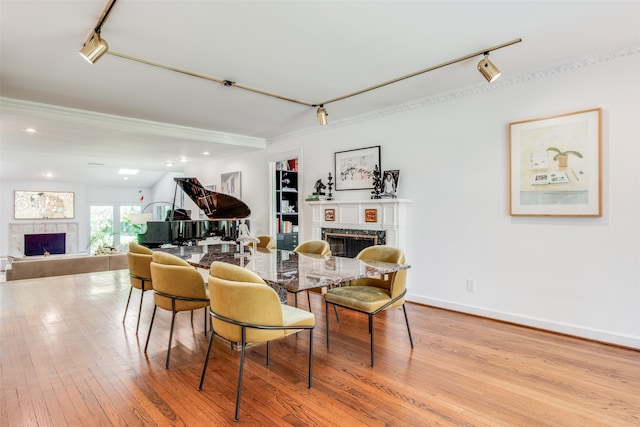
0,97 -> 266,148
273,42 -> 640,142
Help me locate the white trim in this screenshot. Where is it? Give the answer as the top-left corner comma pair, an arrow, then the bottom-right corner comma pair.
411,295 -> 640,350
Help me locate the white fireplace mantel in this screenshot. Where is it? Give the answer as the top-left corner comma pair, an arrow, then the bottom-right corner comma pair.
8,222 -> 80,257
306,199 -> 411,248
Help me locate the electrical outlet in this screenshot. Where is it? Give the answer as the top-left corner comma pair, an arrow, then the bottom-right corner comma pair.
466,279 -> 476,292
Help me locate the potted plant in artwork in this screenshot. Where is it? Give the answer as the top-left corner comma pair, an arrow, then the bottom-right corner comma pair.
546,147 -> 583,168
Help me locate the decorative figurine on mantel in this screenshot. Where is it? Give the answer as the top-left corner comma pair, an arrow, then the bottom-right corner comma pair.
327,172 -> 334,200
371,164 -> 382,199
313,179 -> 326,197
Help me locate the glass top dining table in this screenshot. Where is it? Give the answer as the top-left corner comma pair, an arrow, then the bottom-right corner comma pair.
156,243 -> 410,303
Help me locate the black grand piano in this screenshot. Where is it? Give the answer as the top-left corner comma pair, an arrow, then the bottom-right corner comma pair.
137,177 -> 251,248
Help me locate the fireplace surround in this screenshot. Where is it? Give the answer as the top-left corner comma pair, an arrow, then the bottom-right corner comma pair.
307,199 -> 410,255
322,228 -> 385,258
9,222 -> 79,257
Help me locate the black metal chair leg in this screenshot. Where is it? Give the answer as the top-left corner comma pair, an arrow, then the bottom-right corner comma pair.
307,291 -> 312,311
325,301 -> 330,349
294,292 -> 298,308
144,305 -> 157,353
123,286 -> 133,323
135,289 -> 145,335
266,341 -> 271,366
369,314 -> 375,367
199,318 -> 216,390
402,304 -> 414,348
203,307 -> 207,336
308,329 -> 314,388
333,305 -> 340,322
234,328 -> 247,422
166,308 -> 177,369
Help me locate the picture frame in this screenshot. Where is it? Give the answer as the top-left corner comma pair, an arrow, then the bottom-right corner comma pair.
220,171 -> 242,199
381,170 -> 400,198
335,145 -> 381,191
14,190 -> 75,219
365,208 -> 378,223
509,108 -> 602,216
324,208 -> 335,221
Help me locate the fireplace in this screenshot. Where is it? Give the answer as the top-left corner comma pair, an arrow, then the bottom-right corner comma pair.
9,222 -> 79,257
308,199 -> 410,256
24,233 -> 66,256
322,228 -> 386,258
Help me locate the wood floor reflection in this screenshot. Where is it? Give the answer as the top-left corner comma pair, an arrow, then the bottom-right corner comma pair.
1,270 -> 638,426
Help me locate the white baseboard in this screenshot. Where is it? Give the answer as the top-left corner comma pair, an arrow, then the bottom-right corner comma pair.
407,294 -> 640,350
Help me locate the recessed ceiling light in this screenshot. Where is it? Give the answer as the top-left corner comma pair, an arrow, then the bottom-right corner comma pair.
45,172 -> 53,178
180,157 -> 188,163
165,162 -> 174,167
118,168 -> 139,175
24,128 -> 38,134
88,162 -> 105,166
123,176 -> 129,180
202,151 -> 210,156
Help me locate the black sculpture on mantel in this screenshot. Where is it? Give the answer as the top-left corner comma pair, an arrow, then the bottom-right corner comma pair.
313,179 -> 326,196
327,172 -> 334,200
371,164 -> 382,199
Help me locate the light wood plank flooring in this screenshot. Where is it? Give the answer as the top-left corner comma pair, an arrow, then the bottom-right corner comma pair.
1,270 -> 638,426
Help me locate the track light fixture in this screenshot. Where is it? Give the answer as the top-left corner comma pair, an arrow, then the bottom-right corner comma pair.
477,52 -> 501,83
81,1 -> 520,125
316,106 -> 328,126
79,31 -> 109,64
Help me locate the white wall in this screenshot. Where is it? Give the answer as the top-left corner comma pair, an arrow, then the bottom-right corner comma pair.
254,52 -> 639,348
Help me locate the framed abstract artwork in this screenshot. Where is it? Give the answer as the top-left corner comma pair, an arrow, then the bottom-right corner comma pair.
509,108 -> 602,216
221,171 -> 242,199
335,146 -> 380,191
14,190 -> 75,219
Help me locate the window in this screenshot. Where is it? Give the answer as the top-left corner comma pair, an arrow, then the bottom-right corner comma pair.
89,204 -> 141,253
119,205 -> 142,246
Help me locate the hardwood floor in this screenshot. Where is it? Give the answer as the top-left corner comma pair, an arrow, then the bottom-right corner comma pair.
1,270 -> 638,426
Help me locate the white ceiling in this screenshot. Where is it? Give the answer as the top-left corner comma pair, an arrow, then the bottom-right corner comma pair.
1,0 -> 638,187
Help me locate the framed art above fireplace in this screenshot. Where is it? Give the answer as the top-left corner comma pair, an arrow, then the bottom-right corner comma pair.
335,146 -> 380,191
14,191 -> 75,219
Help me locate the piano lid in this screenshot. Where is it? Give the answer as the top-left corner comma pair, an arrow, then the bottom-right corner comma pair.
174,177 -> 251,219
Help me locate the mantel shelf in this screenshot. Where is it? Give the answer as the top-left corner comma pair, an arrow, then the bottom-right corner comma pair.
304,199 -> 412,205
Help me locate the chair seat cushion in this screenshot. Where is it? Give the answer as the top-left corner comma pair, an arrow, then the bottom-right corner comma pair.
281,304 -> 316,328
325,286 -> 391,313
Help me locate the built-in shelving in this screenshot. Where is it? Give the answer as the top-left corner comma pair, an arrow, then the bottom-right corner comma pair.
275,159 -> 299,250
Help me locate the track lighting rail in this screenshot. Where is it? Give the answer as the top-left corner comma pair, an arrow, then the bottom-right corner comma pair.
81,0 -> 521,125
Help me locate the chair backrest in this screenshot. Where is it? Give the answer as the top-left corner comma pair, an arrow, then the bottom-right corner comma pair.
209,261 -> 285,343
128,242 -> 153,288
354,245 -> 407,300
150,252 -> 208,311
256,235 -> 276,249
294,240 -> 331,256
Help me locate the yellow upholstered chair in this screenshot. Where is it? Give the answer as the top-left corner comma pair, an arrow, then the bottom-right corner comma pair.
144,251 -> 210,368
256,234 -> 276,250
199,261 -> 315,422
124,242 -> 153,334
294,240 -> 331,311
324,245 -> 413,367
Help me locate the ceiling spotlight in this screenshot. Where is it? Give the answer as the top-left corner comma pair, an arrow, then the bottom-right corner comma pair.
478,53 -> 501,83
118,168 -> 139,175
79,32 -> 109,64
317,106 -> 328,126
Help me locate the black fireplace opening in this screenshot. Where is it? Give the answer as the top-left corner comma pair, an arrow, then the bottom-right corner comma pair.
321,228 -> 386,258
24,233 -> 66,256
